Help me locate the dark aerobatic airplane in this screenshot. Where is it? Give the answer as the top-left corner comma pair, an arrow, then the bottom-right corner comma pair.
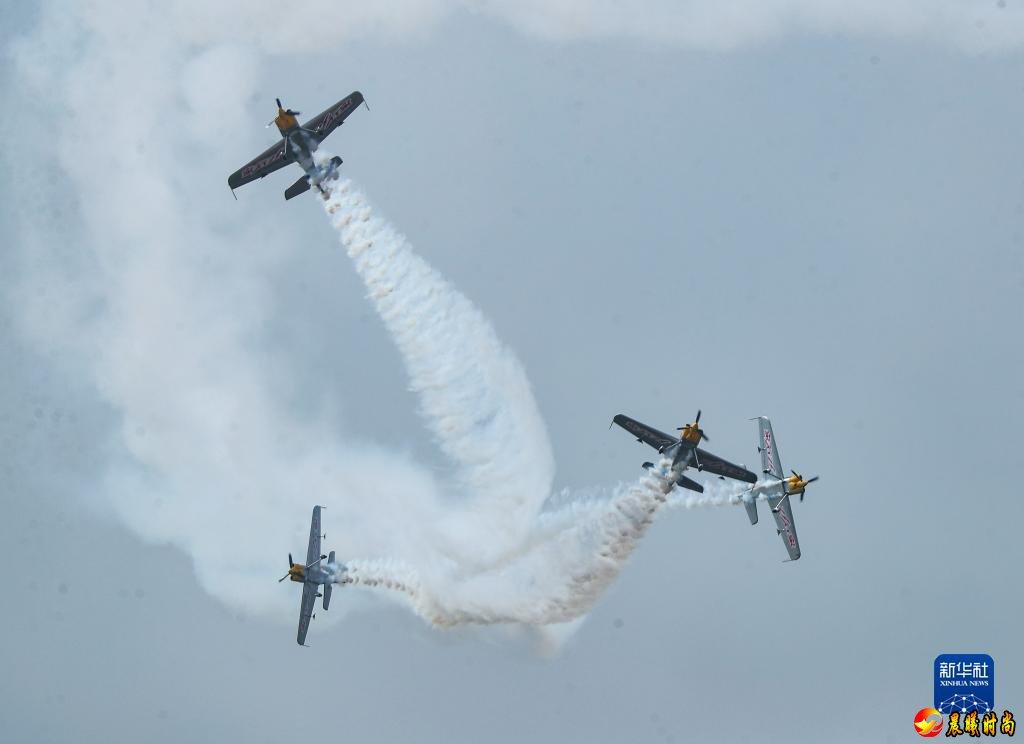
612,410 -> 757,493
278,505 -> 349,646
228,91 -> 366,201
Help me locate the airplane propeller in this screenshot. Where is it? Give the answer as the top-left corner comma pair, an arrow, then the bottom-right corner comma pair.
790,470 -> 820,501
676,409 -> 709,442
268,99 -> 301,126
277,553 -> 295,582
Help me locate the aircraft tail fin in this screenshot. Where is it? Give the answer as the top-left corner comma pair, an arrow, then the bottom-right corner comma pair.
323,551 -> 336,610
322,156 -> 344,185
744,496 -> 758,525
284,175 -> 311,200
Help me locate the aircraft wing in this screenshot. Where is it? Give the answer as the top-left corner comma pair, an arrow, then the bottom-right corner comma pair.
768,493 -> 801,561
306,506 -> 322,566
694,448 -> 758,483
227,141 -> 293,190
756,416 -> 784,478
296,581 -> 318,645
304,91 -> 365,143
612,414 -> 677,452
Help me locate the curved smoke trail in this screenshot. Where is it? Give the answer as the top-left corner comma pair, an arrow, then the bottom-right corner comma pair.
333,460 -> 676,627
323,179 -> 554,566
320,179 -> 700,627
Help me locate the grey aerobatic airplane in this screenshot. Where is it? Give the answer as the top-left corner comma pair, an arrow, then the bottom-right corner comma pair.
228,91 -> 366,201
612,410 -> 758,492
741,416 -> 819,562
279,505 -> 349,646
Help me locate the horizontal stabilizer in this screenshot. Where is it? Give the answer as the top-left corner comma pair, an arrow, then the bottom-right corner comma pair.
744,497 -> 758,525
675,474 -> 704,493
323,550 -> 336,610
284,175 -> 311,200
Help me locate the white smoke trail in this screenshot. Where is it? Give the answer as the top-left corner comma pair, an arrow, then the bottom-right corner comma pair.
666,476 -> 787,510
322,178 -> 554,565
670,477 -> 750,508
663,474 -> 790,509
333,460 -> 676,627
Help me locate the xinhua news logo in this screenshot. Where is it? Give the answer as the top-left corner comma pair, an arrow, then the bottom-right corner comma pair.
936,654 -> 995,716
914,653 -> 1017,738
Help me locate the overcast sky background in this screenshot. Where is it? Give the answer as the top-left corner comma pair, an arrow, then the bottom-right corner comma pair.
2,2 -> 1023,742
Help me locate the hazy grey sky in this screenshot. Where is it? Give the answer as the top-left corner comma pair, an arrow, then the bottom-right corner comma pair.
2,2 -> 1023,742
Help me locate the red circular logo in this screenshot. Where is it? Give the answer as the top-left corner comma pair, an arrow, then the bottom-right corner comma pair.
914,708 -> 943,737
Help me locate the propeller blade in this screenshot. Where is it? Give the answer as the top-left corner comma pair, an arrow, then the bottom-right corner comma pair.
276,98 -> 282,108
799,492 -> 804,502
700,430 -> 709,442
288,553 -> 294,567
806,476 -> 820,484
278,573 -> 290,582
695,409 -> 701,424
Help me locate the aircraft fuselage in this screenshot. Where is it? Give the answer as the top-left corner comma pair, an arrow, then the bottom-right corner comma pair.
279,125 -> 335,187
666,440 -> 696,471
287,562 -> 342,586
747,473 -> 809,500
